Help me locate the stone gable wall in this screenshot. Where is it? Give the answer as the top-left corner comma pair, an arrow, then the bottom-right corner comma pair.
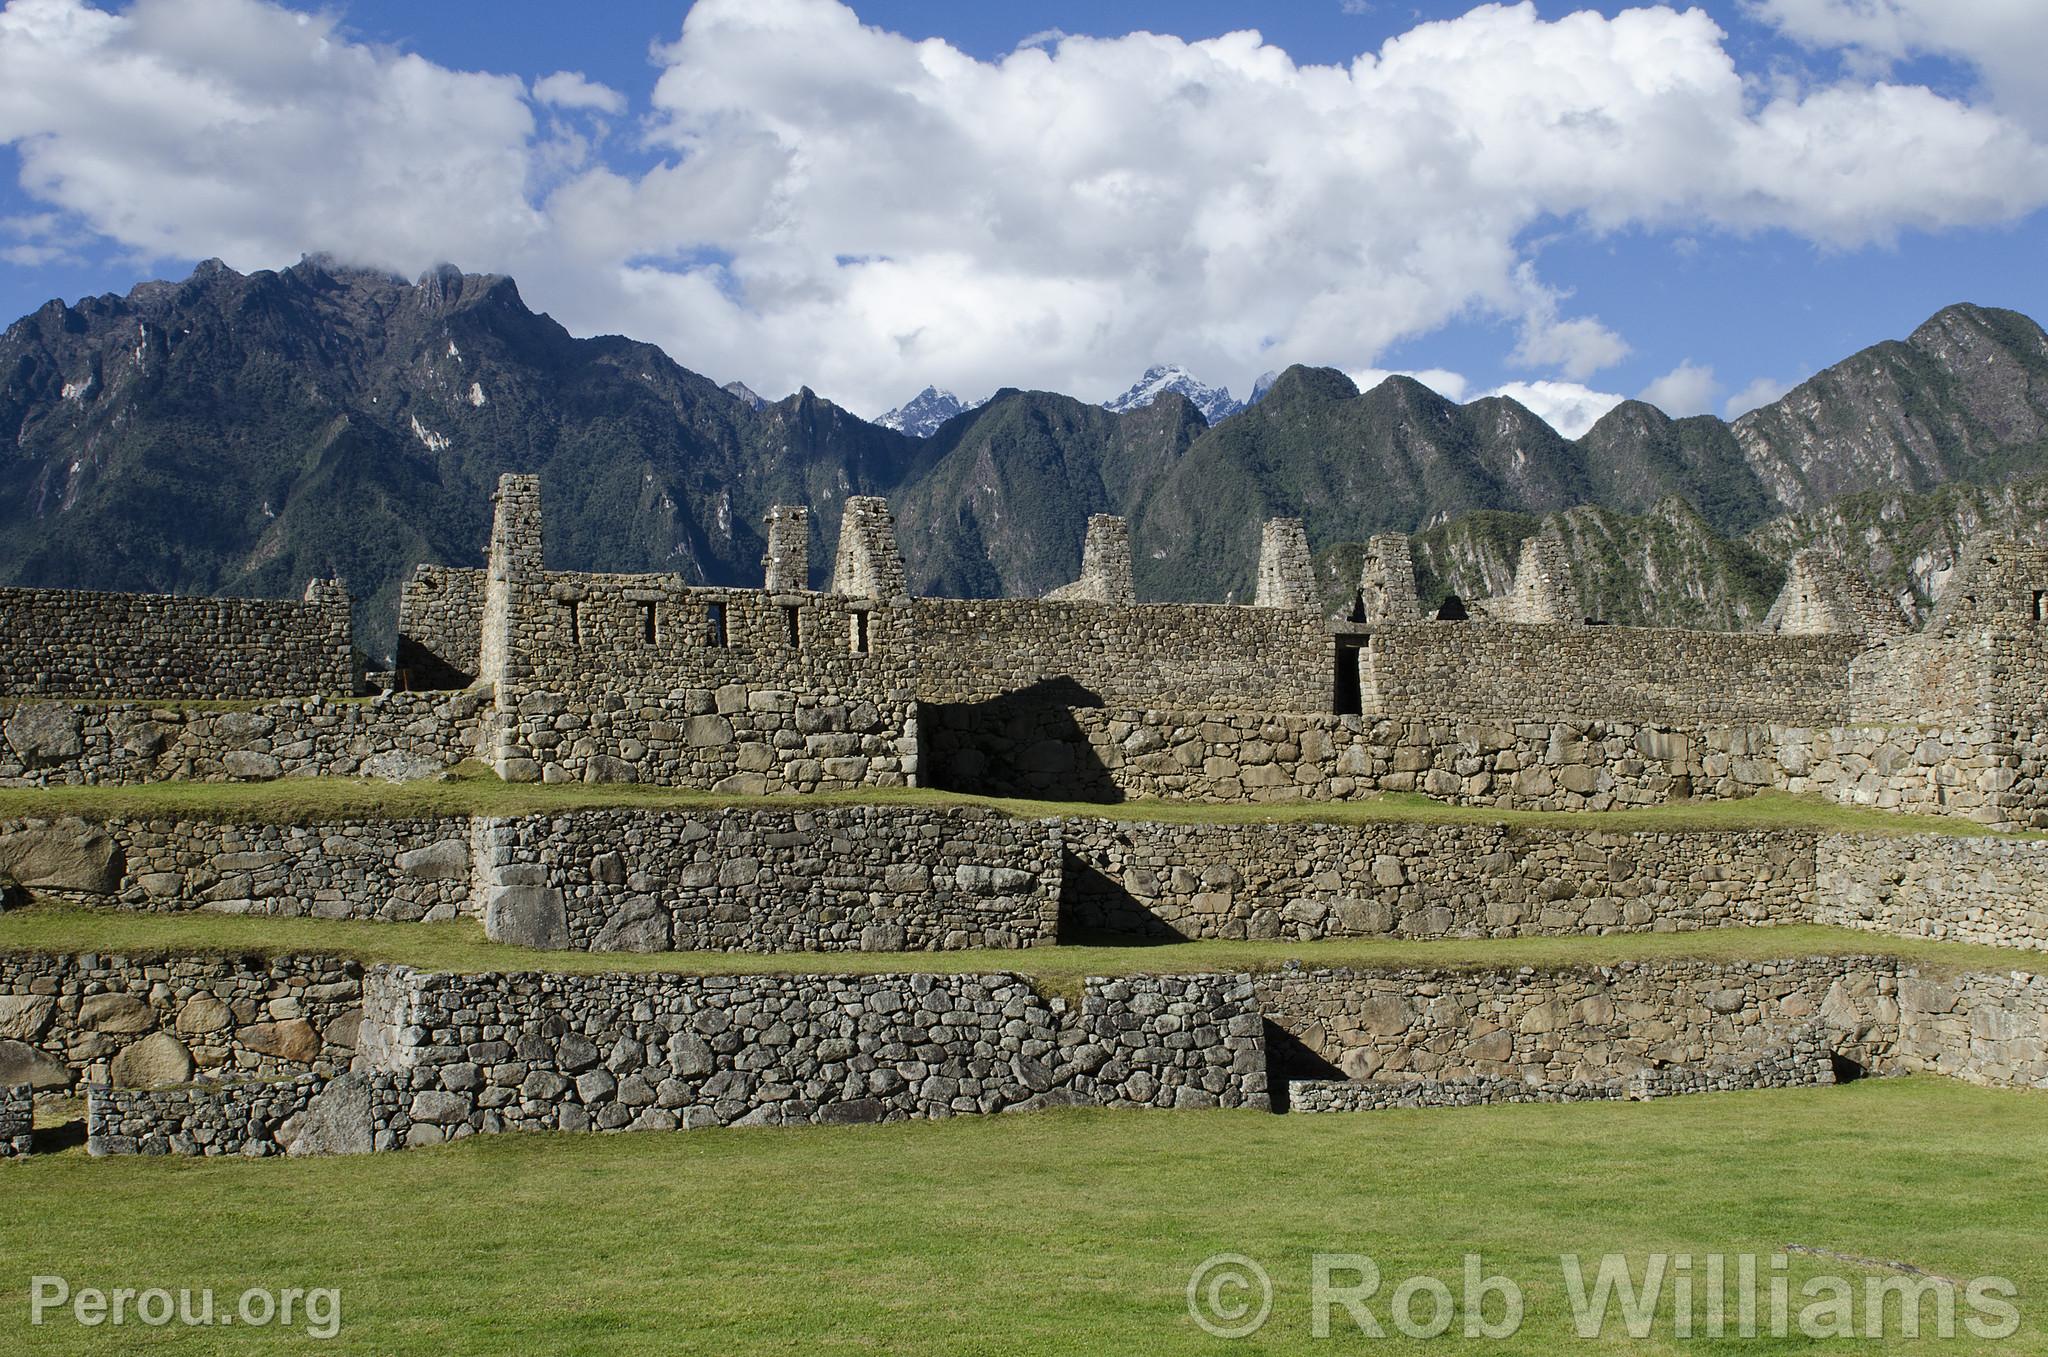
0,585 -> 354,701
1063,819 -> 1814,941
491,576 -> 918,791
0,691 -> 486,788
1365,623 -> 1862,726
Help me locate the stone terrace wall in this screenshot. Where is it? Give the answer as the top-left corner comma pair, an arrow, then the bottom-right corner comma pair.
1254,958 -> 1902,1087
477,806 -> 1060,953
397,565 -> 485,689
0,585 -> 354,701
1,1084 -> 29,1157
1819,834 -> 2048,950
90,1075 -> 325,1158
926,705 -> 2024,826
1063,819 -> 1813,942
1895,969 -> 2048,1089
0,815 -> 474,922
1365,623 -> 1862,726
1288,1031 -> 1836,1110
495,679 -> 916,793
0,691 -> 487,787
0,952 -> 362,1091
352,966 -> 1266,1144
912,598 -> 1331,711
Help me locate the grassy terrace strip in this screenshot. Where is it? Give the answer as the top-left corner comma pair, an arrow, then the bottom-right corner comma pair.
0,776 -> 2029,838
3,1080 -> 2046,1353
0,906 -> 2035,989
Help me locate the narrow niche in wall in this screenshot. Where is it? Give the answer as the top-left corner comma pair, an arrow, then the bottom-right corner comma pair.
2034,589 -> 2046,623
782,604 -> 801,648
639,601 -> 658,644
849,608 -> 871,656
705,602 -> 729,648
563,600 -> 583,646
1332,641 -> 1363,716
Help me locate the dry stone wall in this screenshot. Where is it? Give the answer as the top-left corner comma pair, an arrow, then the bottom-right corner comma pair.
0,584 -> 355,700
0,691 -> 486,787
0,815 -> 474,922
1288,1031 -> 1836,1110
1364,623 -> 1861,726
912,598 -> 1330,711
0,952 -> 362,1092
1,1084 -> 29,1157
1254,958 -> 1902,1088
476,806 -> 1060,953
1063,819 -> 1813,941
396,565 -> 485,689
89,1075 -> 326,1158
349,966 -> 1267,1144
1894,969 -> 2048,1089
1818,834 -> 2048,950
927,704 -> 2027,826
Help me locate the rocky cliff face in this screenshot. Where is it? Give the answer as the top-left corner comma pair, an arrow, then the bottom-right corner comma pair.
0,257 -> 922,656
6,260 -> 2048,645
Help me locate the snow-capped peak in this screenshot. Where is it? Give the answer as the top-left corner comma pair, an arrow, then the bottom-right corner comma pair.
879,386 -> 975,438
1103,363 -> 1243,425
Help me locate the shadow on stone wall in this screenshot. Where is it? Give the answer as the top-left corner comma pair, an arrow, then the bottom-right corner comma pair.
1263,1022 -> 1344,1113
918,678 -> 1121,801
394,638 -> 475,691
1057,852 -> 1184,943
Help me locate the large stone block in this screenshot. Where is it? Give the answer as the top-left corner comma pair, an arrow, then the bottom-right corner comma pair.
485,883 -> 569,950
0,821 -> 122,895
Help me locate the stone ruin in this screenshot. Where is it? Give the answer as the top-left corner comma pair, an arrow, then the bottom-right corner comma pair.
0,475 -> 2045,1159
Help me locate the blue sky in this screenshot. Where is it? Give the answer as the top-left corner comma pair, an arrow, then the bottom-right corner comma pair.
2,0 -> 2046,433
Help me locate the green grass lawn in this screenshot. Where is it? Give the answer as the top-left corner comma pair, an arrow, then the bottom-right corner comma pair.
0,1078 -> 2042,1353
0,904 -> 2034,997
0,775 -> 2025,838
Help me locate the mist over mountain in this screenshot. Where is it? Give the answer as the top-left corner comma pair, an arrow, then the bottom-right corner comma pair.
7,257 -> 2048,656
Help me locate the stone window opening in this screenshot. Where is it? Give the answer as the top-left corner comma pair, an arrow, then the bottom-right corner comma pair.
705,602 -> 729,648
2034,590 -> 2046,623
1433,594 -> 1469,622
640,601 -> 658,644
563,600 -> 583,646
850,609 -> 870,656
783,604 -> 801,648
1332,641 -> 1362,715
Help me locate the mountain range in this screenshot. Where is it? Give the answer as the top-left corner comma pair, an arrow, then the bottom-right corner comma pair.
5,255 -> 2048,659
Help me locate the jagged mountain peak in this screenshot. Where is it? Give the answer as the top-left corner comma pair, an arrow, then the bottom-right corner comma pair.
1103,362 -> 1243,426
879,386 -> 979,438
722,381 -> 767,411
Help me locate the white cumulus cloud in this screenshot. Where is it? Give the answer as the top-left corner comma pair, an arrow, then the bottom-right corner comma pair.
0,0 -> 2045,416
533,70 -> 626,116
1725,374 -> 1798,419
1751,0 -> 2048,131
1346,367 -> 1471,402
1481,380 -> 1625,440
1637,360 -> 1722,418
